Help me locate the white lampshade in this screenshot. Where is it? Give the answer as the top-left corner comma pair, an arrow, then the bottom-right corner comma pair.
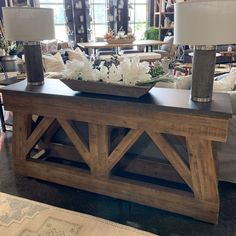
174,1 -> 236,45
2,7 -> 55,41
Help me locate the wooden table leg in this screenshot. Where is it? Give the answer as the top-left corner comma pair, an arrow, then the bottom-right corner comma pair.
186,138 -> 219,223
89,123 -> 109,178
12,112 -> 32,172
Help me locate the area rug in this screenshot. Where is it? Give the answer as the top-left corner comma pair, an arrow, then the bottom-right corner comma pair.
0,192 -> 157,236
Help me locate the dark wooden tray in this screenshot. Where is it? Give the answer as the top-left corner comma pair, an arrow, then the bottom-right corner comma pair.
61,79 -> 154,98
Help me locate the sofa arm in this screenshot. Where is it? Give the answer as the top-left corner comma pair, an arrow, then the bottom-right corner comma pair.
227,90 -> 236,115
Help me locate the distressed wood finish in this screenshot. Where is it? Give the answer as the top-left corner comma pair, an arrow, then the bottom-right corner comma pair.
186,139 -> 219,203
0,79 -> 232,224
2,93 -> 229,142
89,124 -> 109,177
16,160 -> 219,224
57,119 -> 91,166
108,129 -> 143,171
25,117 -> 54,156
12,112 -> 32,165
147,131 -> 192,189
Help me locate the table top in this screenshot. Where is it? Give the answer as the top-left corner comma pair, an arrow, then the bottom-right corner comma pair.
99,52 -> 161,62
188,52 -> 222,57
220,51 -> 236,57
0,76 -> 19,86
0,79 -> 232,119
78,40 -> 166,49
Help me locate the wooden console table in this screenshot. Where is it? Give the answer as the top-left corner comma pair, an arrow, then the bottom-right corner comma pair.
0,79 -> 232,224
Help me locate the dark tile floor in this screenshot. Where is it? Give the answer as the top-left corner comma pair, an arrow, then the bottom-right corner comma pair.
1,131 -> 236,236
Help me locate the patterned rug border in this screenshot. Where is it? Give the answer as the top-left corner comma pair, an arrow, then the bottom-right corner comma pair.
0,192 -> 157,236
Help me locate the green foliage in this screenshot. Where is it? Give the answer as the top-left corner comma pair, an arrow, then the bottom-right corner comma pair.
136,73 -> 175,86
149,64 -> 165,78
144,27 -> 159,40
136,65 -> 168,86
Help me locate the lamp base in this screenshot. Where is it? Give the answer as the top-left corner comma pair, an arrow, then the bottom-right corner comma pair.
191,96 -> 212,103
24,42 -> 44,86
191,46 -> 216,103
27,81 -> 44,86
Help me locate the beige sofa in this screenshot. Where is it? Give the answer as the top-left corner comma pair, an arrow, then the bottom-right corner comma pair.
217,92 -> 236,182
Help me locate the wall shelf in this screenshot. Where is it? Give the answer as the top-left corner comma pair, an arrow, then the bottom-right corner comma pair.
65,0 -> 91,45
154,0 -> 175,40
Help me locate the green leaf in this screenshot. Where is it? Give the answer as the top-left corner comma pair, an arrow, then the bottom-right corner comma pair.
136,75 -> 175,86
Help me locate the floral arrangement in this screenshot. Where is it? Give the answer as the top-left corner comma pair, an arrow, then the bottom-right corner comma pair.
63,54 -> 166,87
104,28 -> 135,43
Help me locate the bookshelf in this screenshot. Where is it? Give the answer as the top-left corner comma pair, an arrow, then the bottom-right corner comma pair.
154,0 -> 174,40
65,0 -> 91,46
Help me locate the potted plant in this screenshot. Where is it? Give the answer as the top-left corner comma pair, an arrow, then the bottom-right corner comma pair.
144,27 -> 159,41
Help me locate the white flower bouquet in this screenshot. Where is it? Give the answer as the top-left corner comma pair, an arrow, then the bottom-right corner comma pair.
61,54 -> 165,98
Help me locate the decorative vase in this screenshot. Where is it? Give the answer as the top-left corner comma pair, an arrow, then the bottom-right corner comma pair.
166,0 -> 174,12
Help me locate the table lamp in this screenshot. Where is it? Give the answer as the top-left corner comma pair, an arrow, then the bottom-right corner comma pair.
2,7 -> 55,85
174,0 -> 236,102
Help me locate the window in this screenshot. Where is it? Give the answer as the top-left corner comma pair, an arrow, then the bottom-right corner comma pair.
129,0 -> 148,40
39,0 -> 68,41
89,0 -> 109,41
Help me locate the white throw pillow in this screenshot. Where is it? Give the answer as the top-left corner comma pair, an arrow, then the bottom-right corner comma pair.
67,47 -> 86,61
175,75 -> 192,90
230,67 -> 236,73
155,74 -> 191,89
42,52 -> 65,73
41,40 -> 58,54
213,70 -> 236,91
171,71 -> 236,91
44,72 -> 63,79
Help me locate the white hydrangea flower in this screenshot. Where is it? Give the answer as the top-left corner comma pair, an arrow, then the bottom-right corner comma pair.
63,60 -> 84,80
63,58 -> 98,81
80,57 -> 98,81
107,63 -> 122,84
97,61 -> 109,82
63,55 -> 152,86
119,57 -> 151,86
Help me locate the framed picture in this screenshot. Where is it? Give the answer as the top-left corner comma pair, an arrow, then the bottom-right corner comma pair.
5,0 -> 30,7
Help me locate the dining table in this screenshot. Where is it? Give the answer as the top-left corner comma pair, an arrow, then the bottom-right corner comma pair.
77,39 -> 166,55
